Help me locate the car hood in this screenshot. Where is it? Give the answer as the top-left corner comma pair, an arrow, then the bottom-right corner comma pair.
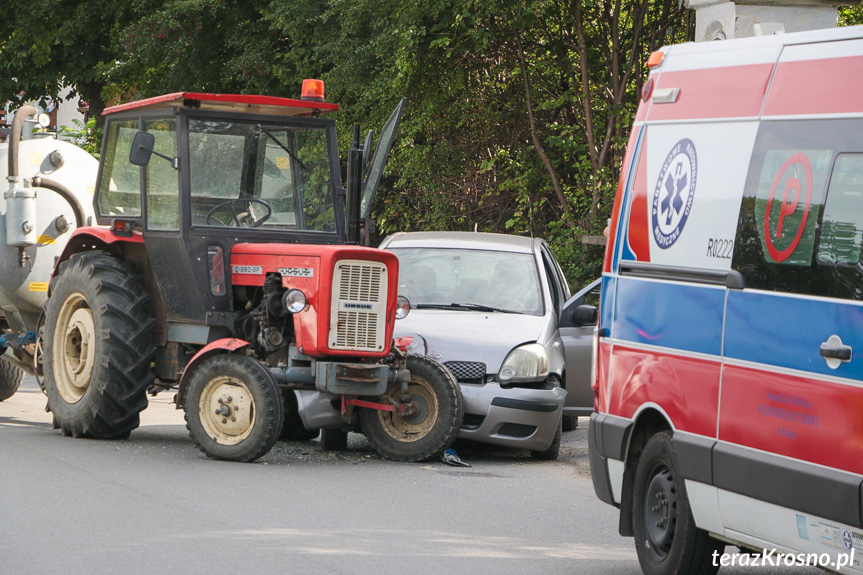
393,310 -> 550,374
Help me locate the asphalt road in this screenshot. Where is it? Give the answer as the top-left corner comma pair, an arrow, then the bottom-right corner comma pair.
1,377 -> 824,575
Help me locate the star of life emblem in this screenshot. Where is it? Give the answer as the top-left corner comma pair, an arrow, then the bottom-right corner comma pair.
652,138 -> 697,249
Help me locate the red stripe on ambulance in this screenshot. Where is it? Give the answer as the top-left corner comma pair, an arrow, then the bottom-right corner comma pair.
719,363 -> 863,475
763,55 -> 863,117
647,64 -> 774,122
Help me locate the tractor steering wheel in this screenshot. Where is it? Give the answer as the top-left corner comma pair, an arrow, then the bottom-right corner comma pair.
206,198 -> 272,228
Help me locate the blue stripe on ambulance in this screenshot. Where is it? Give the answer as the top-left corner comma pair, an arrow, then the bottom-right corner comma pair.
611,276 -> 724,356
725,289 -> 863,380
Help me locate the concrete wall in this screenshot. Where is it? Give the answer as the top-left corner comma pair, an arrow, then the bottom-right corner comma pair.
685,0 -> 846,41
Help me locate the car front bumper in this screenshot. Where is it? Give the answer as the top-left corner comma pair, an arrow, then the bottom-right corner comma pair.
457,381 -> 565,451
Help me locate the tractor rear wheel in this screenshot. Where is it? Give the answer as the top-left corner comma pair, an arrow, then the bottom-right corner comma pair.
43,252 -> 155,439
361,355 -> 462,462
185,353 -> 284,462
0,358 -> 24,402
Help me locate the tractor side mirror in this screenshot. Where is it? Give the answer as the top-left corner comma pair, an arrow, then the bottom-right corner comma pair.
129,131 -> 179,169
129,131 -> 155,166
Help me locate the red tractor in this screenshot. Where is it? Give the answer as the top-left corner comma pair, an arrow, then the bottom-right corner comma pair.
39,83 -> 462,462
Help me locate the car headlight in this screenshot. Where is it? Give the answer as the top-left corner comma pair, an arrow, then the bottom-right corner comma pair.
498,343 -> 549,383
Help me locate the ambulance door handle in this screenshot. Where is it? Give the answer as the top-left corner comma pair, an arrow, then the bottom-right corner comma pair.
820,334 -> 852,368
820,345 -> 851,361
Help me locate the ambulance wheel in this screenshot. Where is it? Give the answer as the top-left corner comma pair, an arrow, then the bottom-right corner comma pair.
361,356 -> 462,462
43,252 -> 155,439
633,432 -> 723,575
185,354 -> 284,462
0,358 -> 24,401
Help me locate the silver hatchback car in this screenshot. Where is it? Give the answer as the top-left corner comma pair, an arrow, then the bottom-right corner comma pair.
380,231 -> 598,460
292,232 -> 598,460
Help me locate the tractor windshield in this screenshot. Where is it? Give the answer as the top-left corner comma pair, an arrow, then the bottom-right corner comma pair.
188,118 -> 336,232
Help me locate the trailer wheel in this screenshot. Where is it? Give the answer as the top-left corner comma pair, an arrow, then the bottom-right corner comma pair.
185,354 -> 284,462
633,432 -> 723,575
361,356 -> 462,462
0,358 -> 24,402
43,252 -> 155,439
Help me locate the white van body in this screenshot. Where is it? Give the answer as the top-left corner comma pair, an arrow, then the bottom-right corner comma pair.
591,25 -> 863,575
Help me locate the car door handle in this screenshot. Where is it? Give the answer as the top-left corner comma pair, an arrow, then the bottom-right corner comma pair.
820,343 -> 852,361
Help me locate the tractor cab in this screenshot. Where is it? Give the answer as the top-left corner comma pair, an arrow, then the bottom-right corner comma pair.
92,85 -> 403,327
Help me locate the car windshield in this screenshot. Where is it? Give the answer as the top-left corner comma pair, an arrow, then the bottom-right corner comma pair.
188,118 -> 335,232
390,247 -> 544,315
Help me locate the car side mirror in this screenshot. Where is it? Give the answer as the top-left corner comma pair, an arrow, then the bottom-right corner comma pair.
571,304 -> 597,327
129,131 -> 155,166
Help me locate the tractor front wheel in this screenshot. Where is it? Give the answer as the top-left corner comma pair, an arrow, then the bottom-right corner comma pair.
361,355 -> 462,462
43,252 -> 155,439
185,354 -> 284,462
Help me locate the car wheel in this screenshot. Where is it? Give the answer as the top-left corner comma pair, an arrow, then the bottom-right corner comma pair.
320,429 -> 349,451
563,414 -> 579,431
530,414 -> 562,460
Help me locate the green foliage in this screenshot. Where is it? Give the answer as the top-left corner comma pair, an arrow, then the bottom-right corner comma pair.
8,0 -> 857,288
57,118 -> 103,158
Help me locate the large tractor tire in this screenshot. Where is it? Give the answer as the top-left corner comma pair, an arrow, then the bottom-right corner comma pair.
361,355 -> 463,462
185,353 -> 284,462
0,358 -> 24,402
43,252 -> 155,439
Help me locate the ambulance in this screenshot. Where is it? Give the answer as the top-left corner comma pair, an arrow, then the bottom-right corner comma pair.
590,24 -> 863,575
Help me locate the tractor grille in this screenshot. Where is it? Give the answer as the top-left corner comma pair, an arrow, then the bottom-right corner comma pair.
329,260 -> 388,352
444,361 -> 486,383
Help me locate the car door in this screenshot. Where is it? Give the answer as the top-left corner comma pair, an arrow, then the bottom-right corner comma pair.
559,278 -> 601,414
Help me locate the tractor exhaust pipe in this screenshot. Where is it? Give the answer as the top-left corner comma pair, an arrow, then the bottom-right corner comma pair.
345,124 -> 363,245
5,105 -> 39,265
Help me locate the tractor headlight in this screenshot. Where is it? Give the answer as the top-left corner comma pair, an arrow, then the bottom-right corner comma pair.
395,295 -> 411,319
498,343 -> 549,383
282,289 -> 307,314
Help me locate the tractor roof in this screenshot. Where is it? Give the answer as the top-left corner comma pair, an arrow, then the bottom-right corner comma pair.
103,92 -> 339,117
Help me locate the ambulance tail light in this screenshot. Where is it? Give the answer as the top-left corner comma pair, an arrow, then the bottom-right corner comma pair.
647,51 -> 664,68
641,77 -> 654,102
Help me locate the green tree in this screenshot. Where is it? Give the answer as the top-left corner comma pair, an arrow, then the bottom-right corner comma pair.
0,0 -> 129,121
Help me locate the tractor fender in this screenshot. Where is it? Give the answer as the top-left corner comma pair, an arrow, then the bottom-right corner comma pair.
175,338 -> 250,409
53,227 -> 145,276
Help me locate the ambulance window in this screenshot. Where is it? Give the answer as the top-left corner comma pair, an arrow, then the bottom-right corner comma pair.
753,147 -> 831,267
817,154 -> 863,266
733,119 -> 863,298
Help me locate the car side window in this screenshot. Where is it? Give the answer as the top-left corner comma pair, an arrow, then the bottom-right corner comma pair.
541,248 -> 564,312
